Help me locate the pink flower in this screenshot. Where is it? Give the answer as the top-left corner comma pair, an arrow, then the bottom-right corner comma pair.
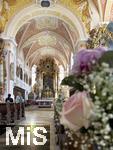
60,92 -> 94,131
72,47 -> 106,75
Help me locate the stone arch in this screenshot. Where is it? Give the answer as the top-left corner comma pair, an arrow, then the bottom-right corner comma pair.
3,4 -> 88,41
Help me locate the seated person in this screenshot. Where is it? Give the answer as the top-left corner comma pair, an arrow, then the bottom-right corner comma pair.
5,94 -> 13,103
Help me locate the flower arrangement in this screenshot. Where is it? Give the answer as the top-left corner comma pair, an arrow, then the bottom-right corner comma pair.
71,47 -> 106,75
82,62 -> 113,149
55,89 -> 65,112
55,47 -> 113,149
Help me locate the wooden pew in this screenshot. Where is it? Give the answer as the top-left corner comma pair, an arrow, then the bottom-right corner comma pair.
0,103 -> 11,125
15,103 -> 25,120
15,103 -> 21,120
0,103 -> 25,125
25,100 -> 33,106
9,103 -> 17,123
21,103 -> 25,118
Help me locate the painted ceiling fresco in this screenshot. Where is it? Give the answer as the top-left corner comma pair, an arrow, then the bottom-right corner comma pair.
16,17 -> 73,67
0,0 -> 113,67
0,0 -> 95,32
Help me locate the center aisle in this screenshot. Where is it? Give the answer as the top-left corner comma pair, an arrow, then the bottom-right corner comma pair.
21,105 -> 55,150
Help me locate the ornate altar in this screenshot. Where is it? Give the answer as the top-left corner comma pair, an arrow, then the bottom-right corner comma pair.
35,57 -> 58,98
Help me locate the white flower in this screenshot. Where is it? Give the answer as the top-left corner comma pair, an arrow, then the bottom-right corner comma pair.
102,112 -> 107,117
102,116 -> 108,123
108,97 -> 113,101
95,96 -> 99,100
69,142 -> 72,145
71,137 -> 74,140
104,135 -> 110,140
91,60 -> 96,64
84,84 -> 89,90
102,92 -> 107,96
108,114 -> 113,118
95,75 -> 102,82
110,147 -> 113,150
73,141 -> 78,148
64,142 -> 68,146
99,140 -> 106,146
107,104 -> 112,110
105,125 -> 111,133
102,63 -> 109,68
89,74 -> 94,80
103,68 -> 111,73
65,131 -> 69,134
100,129 -> 104,134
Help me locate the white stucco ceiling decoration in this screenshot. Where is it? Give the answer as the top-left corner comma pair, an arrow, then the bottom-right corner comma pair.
38,34 -> 57,46
21,31 -> 72,51
27,47 -> 67,69
35,16 -> 58,30
26,46 -> 68,62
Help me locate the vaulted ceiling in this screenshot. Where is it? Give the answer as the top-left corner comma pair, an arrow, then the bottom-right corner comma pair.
15,17 -> 76,68
1,0 -> 113,69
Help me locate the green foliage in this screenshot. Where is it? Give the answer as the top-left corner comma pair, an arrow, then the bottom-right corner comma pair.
61,75 -> 84,91
55,92 -> 64,112
99,51 -> 113,67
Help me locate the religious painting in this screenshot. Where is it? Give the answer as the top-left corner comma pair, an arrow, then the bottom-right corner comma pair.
43,74 -> 54,90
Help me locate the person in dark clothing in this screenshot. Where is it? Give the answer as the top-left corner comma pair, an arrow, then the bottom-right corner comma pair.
5,94 -> 13,103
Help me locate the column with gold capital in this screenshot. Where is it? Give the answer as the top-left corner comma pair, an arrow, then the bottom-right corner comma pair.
4,37 -> 17,100
0,36 -> 17,101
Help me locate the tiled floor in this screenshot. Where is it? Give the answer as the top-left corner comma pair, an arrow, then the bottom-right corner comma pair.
23,105 -> 56,150
0,105 -> 56,150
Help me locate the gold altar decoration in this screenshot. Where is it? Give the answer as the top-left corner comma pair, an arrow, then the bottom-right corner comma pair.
0,1 -> 9,33
0,0 -> 33,33
36,57 -> 57,98
33,83 -> 39,94
60,0 -> 91,32
39,57 -> 57,76
0,0 -> 91,33
87,24 -> 113,49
